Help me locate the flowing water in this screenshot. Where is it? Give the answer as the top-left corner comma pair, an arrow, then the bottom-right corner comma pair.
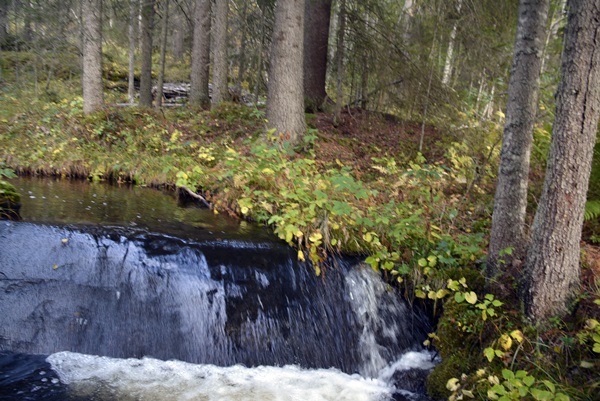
0,177 -> 435,401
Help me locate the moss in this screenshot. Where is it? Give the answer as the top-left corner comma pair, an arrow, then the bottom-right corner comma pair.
427,300 -> 482,399
427,353 -> 477,399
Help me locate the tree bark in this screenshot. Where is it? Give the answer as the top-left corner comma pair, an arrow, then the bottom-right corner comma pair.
333,0 -> 346,125
128,0 -> 139,104
211,0 -> 229,106
155,0 -> 169,108
139,0 -> 156,107
171,4 -> 185,60
266,0 -> 306,146
303,0 -> 332,112
524,0 -> 600,322
81,0 -> 104,114
0,0 -> 8,48
190,0 -> 211,108
487,0 -> 550,275
234,1 -> 248,95
441,0 -> 462,86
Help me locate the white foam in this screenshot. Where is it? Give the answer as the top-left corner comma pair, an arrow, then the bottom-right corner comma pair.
378,350 -> 438,383
48,351 -> 393,401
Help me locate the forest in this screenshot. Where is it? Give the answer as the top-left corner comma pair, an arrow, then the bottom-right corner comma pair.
0,0 -> 599,400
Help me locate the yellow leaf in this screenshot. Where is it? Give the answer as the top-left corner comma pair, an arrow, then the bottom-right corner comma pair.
52,264 -> 59,270
241,206 -> 249,215
499,334 -> 513,351
309,232 -> 323,243
297,250 -> 305,262
465,291 -> 477,304
446,378 -> 460,392
510,330 -> 524,344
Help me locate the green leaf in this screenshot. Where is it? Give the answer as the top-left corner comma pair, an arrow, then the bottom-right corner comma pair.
523,376 -> 535,387
542,380 -> 555,393
418,258 -> 428,267
455,292 -> 465,303
502,369 -> 514,380
531,389 -> 554,400
554,393 -> 570,401
515,370 -> 527,379
484,347 -> 495,362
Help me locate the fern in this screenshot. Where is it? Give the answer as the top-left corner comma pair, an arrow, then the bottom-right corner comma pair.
584,200 -> 600,221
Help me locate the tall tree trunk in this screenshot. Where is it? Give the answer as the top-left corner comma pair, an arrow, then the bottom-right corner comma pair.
139,0 -> 156,107
190,0 -> 211,108
253,8 -> 266,105
81,0 -> 104,114
234,0 -> 248,95
400,0 -> 414,42
211,0 -> 228,106
0,0 -> 8,48
171,3 -> 185,60
523,0 -> 600,322
128,0 -> 139,104
333,0 -> 346,125
303,0 -> 332,112
155,0 -> 169,108
488,0 -> 550,275
441,0 -> 462,86
266,0 -> 306,146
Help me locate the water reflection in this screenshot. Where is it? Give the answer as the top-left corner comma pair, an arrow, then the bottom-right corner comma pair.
12,176 -> 274,243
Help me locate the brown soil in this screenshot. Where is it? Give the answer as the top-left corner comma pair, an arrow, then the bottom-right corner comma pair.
309,108 -> 446,170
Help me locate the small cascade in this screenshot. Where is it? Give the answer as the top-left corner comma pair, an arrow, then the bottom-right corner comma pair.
1,178 -> 436,400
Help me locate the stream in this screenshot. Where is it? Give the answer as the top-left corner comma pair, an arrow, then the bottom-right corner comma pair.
0,177 -> 435,401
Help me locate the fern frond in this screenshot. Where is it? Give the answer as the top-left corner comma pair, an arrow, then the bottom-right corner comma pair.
584,200 -> 600,221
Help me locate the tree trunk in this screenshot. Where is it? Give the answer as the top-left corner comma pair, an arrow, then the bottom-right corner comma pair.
190,0 -> 211,108
155,0 -> 169,108
333,0 -> 346,125
81,0 -> 104,114
253,8 -> 266,105
303,0 -> 332,112
234,1 -> 248,95
128,0 -> 138,104
171,4 -> 185,60
211,0 -> 229,106
266,0 -> 306,146
523,0 -> 600,322
0,0 -> 8,48
139,0 -> 155,107
488,0 -> 550,275
441,0 -> 462,86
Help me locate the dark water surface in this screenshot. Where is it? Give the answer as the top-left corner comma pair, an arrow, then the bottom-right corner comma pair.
12,176 -> 274,243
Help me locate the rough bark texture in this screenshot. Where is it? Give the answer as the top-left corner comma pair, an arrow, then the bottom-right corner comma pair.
266,0 -> 306,145
333,0 -> 346,125
82,0 -> 104,114
211,0 -> 229,106
524,0 -> 600,322
128,0 -> 138,104
303,0 -> 332,112
190,0 -> 211,108
487,0 -> 550,275
155,0 -> 169,108
139,0 -> 155,107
